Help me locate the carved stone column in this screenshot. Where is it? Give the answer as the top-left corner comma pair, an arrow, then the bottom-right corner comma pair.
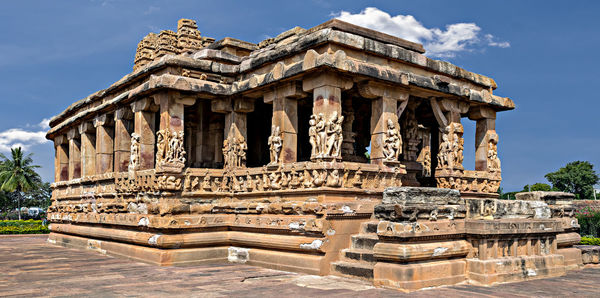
359,81 -> 408,166
221,98 -> 253,168
430,98 -> 469,171
155,92 -> 195,173
79,122 -> 96,177
264,82 -> 306,164
303,73 -> 353,160
67,129 -> 81,180
94,114 -> 114,175
54,135 -> 69,182
211,98 -> 232,167
470,106 -> 500,172
114,107 -> 133,172
131,98 -> 158,170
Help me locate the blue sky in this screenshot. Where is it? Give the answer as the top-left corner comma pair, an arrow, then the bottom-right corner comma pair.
0,0 -> 598,191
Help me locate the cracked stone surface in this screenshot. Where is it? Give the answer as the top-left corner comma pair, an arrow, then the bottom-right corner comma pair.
1,235 -> 599,297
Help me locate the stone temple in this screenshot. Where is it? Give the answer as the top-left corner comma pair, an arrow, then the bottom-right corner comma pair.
46,19 -> 584,291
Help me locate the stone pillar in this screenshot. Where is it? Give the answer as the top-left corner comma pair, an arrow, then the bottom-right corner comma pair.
94,114 -> 114,174
131,98 -> 158,170
264,82 -> 306,163
211,98 -> 232,167
303,73 -> 353,160
54,136 -> 69,182
222,98 -> 253,168
79,122 -> 96,177
155,92 -> 195,172
470,106 -> 499,172
359,81 -> 408,165
208,115 -> 224,166
430,98 -> 469,171
67,129 -> 81,180
114,107 -> 133,172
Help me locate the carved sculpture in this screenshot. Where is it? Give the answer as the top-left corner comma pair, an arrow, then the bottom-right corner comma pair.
383,119 -> 402,162
309,112 -> 344,159
267,125 -> 282,164
128,133 -> 141,173
223,134 -> 247,168
487,134 -> 501,171
437,123 -> 464,170
156,129 -> 186,167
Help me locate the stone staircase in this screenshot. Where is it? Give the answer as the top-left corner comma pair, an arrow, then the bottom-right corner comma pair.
331,221 -> 379,280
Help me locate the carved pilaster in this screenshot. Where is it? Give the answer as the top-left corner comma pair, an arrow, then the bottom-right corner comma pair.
469,106 -> 500,172
94,114 -> 114,175
78,122 -> 96,177
131,98 -> 158,171
114,107 -> 133,172
264,82 -> 306,163
303,73 -> 352,161
431,98 -> 469,172
223,98 -> 253,169
359,81 -> 408,166
155,92 -> 195,173
66,128 -> 81,180
53,135 -> 69,182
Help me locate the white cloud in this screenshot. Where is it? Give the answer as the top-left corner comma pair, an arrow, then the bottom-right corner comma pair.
485,34 -> 511,48
38,118 -> 51,129
0,121 -> 50,153
335,7 -> 510,58
144,6 -> 160,15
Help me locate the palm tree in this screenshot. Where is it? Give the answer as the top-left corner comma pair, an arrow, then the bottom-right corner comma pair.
0,147 -> 41,220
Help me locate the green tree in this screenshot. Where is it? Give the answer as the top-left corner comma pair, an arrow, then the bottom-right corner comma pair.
24,182 -> 52,209
0,147 -> 42,220
545,161 -> 599,200
522,183 -> 552,192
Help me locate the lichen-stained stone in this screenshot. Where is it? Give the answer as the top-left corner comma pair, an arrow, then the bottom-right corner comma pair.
382,187 -> 462,205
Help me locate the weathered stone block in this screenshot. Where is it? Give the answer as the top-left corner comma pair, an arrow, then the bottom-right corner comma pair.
383,187 -> 462,205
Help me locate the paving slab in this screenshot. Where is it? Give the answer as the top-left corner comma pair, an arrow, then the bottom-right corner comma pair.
1,235 -> 599,297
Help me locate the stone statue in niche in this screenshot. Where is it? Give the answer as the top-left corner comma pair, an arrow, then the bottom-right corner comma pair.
223,134 -> 247,168
309,112 -> 344,159
156,129 -> 186,166
267,125 -> 282,164
487,134 -> 501,171
128,133 -> 141,173
383,119 -> 402,162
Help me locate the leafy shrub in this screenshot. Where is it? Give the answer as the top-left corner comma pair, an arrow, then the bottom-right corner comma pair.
0,219 -> 49,234
580,237 -> 600,246
576,207 -> 600,237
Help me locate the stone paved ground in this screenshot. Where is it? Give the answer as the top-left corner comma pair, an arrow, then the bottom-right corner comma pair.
1,235 -> 599,297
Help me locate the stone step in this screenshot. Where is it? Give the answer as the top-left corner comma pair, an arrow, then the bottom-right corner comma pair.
342,248 -> 376,263
332,261 -> 374,280
351,234 -> 379,250
360,221 -> 379,234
